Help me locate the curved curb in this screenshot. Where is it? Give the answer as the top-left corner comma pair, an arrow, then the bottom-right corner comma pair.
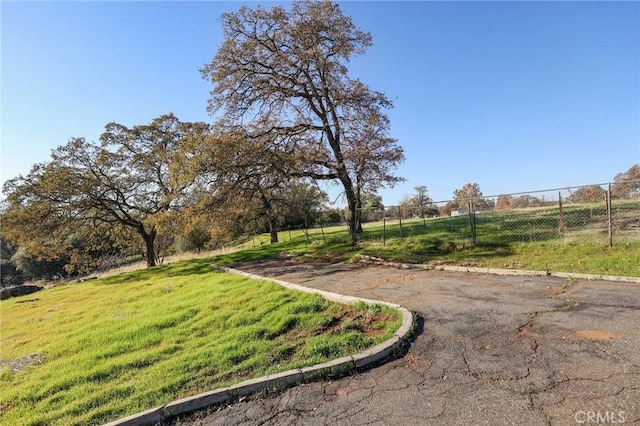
356,254 -> 640,284
104,266 -> 413,426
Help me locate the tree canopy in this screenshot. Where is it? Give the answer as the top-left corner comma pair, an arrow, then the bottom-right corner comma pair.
612,164 -> 640,200
200,0 -> 403,244
453,183 -> 483,208
411,186 -> 435,225
568,185 -> 606,204
2,114 -> 210,268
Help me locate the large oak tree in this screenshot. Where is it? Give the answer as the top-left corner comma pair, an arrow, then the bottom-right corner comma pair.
2,114 -> 210,268
201,0 -> 403,244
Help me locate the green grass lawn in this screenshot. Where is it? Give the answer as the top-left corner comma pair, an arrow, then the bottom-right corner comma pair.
0,259 -> 401,426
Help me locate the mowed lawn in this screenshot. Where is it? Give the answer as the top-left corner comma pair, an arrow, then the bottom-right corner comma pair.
0,258 -> 401,426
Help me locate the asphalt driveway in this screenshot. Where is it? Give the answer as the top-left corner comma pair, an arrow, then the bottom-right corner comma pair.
174,259 -> 640,425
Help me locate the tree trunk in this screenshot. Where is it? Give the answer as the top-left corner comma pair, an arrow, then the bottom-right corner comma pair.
355,188 -> 364,234
356,215 -> 363,233
138,225 -> 157,267
354,193 -> 363,233
318,101 -> 360,245
260,194 -> 279,244
269,219 -> 279,244
344,183 -> 359,245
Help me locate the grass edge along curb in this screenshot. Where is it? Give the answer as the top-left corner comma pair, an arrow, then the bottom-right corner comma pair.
356,254 -> 640,284
104,266 -> 414,426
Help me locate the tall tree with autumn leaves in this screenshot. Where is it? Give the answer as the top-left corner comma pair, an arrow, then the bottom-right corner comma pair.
200,0 -> 404,244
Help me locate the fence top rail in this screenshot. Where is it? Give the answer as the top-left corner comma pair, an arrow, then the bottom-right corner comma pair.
353,180 -> 640,210
426,179 -> 640,205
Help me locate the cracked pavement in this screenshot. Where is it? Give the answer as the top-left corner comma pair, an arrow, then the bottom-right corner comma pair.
172,260 -> 640,425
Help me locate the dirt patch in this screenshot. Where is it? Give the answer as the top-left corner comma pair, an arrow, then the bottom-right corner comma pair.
574,330 -> 618,340
545,285 -> 566,296
289,304 -> 396,341
0,353 -> 43,373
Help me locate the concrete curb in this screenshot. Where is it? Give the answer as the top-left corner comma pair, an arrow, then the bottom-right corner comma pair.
356,254 -> 640,284
104,266 -> 414,426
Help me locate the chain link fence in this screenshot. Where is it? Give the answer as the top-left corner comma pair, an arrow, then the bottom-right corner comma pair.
357,181 -> 640,248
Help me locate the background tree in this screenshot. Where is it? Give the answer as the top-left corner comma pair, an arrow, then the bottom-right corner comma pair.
474,197 -> 495,212
180,219 -> 213,253
568,185 -> 607,204
1,236 -> 23,287
453,183 -> 483,211
2,114 -> 209,269
359,192 -> 384,223
440,201 -> 459,217
611,164 -> 640,200
410,186 -> 435,225
384,205 -> 401,219
322,207 -> 345,224
398,195 -> 415,219
201,0 -> 403,244
495,195 -> 513,210
511,195 -> 543,209
196,127 -> 296,244
1,185 -> 74,279
281,182 -> 329,230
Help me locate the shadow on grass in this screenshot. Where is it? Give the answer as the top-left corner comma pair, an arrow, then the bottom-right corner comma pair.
360,238 -> 516,265
228,223 -> 521,269
98,258 -> 225,285
216,236 -> 358,266
215,243 -> 299,266
97,236 -> 358,286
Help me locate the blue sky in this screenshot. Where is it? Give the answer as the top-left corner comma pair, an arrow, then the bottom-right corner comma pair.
2,1 -> 639,205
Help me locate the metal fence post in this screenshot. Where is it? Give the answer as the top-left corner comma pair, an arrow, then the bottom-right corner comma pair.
607,183 -> 613,247
468,199 -> 477,245
383,206 -> 386,246
558,192 -> 565,235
